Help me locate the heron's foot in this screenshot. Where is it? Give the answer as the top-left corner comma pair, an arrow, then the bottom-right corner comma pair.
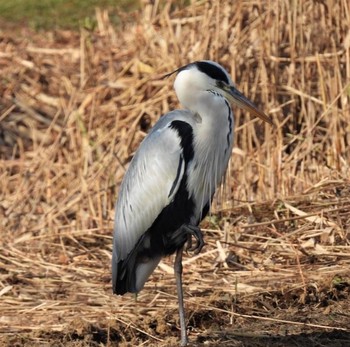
183,225 -> 204,255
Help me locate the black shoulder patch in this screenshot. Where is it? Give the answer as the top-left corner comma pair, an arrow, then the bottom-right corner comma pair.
195,61 -> 229,84
169,120 -> 194,163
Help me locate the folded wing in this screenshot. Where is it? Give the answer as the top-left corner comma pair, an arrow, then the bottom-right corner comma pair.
112,119 -> 186,293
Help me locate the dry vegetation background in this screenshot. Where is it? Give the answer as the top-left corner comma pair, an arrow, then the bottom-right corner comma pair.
1,0 -> 350,346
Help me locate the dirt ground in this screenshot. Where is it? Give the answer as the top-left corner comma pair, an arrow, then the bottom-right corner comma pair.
1,1 -> 350,346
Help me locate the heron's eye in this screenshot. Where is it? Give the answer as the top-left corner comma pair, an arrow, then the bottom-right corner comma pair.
216,80 -> 226,89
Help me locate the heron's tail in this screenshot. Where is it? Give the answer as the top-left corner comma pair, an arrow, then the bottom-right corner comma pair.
112,248 -> 161,295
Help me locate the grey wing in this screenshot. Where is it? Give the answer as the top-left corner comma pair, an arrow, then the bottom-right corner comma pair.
112,122 -> 185,264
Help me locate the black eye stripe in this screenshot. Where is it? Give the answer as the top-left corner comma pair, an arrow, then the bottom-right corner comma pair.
164,61 -> 230,84
195,61 -> 229,84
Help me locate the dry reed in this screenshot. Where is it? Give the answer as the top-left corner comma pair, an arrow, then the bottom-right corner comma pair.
0,1 -> 350,346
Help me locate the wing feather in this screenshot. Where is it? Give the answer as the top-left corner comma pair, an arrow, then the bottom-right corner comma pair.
113,123 -> 185,263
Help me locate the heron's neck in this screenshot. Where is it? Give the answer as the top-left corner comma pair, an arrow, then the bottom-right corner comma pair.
191,91 -> 231,123
185,91 -> 234,223
190,91 -> 233,154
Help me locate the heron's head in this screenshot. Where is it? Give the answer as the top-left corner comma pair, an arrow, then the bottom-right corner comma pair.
165,60 -> 273,125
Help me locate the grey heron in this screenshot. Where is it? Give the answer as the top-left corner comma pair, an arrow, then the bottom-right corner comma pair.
112,60 -> 272,346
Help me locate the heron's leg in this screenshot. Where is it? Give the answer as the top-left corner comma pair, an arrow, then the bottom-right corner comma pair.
183,225 -> 205,254
169,224 -> 205,255
174,246 -> 188,347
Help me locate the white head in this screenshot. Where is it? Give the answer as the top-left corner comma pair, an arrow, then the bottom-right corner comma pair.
165,60 -> 273,125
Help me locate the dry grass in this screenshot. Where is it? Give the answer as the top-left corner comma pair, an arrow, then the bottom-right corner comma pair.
1,0 -> 350,346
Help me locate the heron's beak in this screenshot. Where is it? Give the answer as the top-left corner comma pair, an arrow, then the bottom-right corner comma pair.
224,86 -> 273,125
